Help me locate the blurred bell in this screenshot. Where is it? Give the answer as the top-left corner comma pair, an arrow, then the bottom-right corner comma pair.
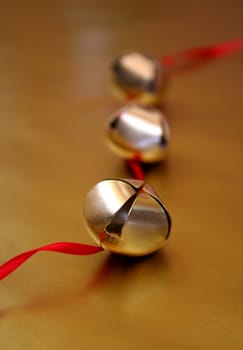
106,104 -> 170,163
84,178 -> 171,256
111,52 -> 166,104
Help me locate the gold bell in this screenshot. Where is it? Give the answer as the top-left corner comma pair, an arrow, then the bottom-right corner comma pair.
84,179 -> 171,256
111,52 -> 166,104
106,104 -> 170,163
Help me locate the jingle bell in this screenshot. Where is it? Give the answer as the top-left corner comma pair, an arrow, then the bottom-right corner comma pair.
84,179 -> 171,256
106,104 -> 170,163
111,52 -> 165,104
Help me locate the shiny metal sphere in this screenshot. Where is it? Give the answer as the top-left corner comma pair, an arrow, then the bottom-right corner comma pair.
106,104 -> 170,163
111,52 -> 166,104
84,179 -> 171,256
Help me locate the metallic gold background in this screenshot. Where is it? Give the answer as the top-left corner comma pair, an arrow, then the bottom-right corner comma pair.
0,0 -> 242,349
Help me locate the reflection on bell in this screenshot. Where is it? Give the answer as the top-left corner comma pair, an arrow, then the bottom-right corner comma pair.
106,104 -> 170,163
84,178 -> 171,256
111,52 -> 165,104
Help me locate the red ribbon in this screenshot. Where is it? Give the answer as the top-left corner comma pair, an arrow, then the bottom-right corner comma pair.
127,155 -> 145,181
0,242 -> 103,281
162,38 -> 243,70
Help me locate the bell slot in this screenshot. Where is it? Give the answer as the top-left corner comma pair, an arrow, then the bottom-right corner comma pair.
105,193 -> 137,237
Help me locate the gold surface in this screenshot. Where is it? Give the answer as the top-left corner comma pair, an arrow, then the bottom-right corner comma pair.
0,0 -> 243,349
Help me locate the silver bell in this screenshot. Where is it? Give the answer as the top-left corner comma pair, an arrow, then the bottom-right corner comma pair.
111,52 -> 166,104
106,104 -> 170,163
84,179 -> 171,256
